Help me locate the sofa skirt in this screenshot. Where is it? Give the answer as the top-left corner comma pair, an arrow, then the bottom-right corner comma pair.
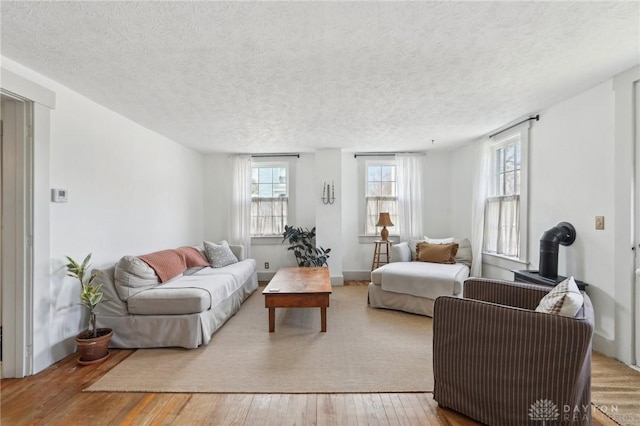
367,282 -> 437,317
97,274 -> 258,349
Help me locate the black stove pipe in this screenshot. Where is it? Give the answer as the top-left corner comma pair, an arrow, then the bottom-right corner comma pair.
539,222 -> 576,280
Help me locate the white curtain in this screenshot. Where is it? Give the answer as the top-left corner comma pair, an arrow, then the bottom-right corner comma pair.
470,138 -> 491,277
251,197 -> 288,236
230,155 -> 252,257
483,195 -> 520,257
396,153 -> 424,242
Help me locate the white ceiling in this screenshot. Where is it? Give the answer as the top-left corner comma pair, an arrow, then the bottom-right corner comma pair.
1,1 -> 638,154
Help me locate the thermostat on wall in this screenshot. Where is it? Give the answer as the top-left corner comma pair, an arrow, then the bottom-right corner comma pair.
51,188 -> 68,203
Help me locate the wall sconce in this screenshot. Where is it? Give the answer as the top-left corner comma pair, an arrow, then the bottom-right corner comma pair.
322,181 -> 335,205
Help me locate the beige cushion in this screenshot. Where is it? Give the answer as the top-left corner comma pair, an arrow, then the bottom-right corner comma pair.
127,287 -> 211,315
114,256 -> 160,301
535,276 -> 584,317
416,242 -> 459,264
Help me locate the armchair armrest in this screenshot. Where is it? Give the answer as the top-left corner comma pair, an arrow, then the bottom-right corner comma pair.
229,245 -> 245,261
390,242 -> 411,263
463,277 -> 552,310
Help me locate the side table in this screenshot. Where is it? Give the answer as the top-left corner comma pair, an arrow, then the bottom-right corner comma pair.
372,240 -> 393,270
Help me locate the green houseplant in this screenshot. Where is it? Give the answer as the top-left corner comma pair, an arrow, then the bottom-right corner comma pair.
66,253 -> 113,365
282,225 -> 331,267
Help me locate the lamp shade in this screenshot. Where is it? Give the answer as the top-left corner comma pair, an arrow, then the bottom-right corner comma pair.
376,212 -> 394,227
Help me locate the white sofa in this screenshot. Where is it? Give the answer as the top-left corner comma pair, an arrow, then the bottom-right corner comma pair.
368,238 -> 471,317
96,244 -> 258,349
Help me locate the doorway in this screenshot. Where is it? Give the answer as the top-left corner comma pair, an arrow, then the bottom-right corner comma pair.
1,92 -> 33,378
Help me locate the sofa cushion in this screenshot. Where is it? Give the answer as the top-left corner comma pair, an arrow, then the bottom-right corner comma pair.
416,242 -> 459,264
535,276 -> 584,317
114,256 -> 160,301
373,261 -> 469,298
193,259 -> 257,288
204,240 -> 239,268
138,249 -> 187,282
127,287 -> 211,315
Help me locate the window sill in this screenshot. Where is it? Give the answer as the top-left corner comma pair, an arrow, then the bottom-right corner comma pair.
251,236 -> 283,245
482,252 -> 529,270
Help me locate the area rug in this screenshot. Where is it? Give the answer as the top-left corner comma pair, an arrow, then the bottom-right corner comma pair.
591,351 -> 640,426
86,286 -> 434,393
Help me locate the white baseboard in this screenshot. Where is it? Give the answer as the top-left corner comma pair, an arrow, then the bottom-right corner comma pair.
342,270 -> 372,281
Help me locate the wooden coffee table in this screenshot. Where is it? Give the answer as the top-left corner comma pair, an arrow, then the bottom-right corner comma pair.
262,267 -> 332,332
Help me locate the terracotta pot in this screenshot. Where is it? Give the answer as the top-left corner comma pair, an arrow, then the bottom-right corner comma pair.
75,327 -> 113,365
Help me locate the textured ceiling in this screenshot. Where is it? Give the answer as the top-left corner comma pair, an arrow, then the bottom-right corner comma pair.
1,1 -> 639,154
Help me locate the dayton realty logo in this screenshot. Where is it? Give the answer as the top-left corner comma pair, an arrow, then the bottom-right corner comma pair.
529,399 -> 559,425
529,399 -> 591,423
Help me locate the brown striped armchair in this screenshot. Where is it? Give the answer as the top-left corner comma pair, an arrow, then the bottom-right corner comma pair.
433,278 -> 594,426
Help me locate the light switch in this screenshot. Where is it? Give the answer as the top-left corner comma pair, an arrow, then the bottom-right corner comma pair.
595,216 -> 604,230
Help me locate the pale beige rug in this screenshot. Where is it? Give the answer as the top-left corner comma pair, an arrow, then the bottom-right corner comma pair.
86,286 -> 434,393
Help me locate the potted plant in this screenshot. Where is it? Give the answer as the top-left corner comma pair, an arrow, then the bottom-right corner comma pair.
282,225 -> 331,267
66,253 -> 113,365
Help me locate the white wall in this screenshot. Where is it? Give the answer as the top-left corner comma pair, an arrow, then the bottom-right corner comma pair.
449,145 -> 474,242
423,151 -> 454,238
528,80 -> 616,351
451,76 -> 635,361
2,58 -> 205,372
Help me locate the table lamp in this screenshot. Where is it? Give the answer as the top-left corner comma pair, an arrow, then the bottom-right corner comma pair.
376,212 -> 394,241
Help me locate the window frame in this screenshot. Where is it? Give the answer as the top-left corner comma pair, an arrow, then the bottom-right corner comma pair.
362,159 -> 398,237
482,124 -> 530,266
249,159 -> 295,238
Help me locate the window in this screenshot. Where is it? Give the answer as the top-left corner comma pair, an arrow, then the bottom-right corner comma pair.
365,162 -> 398,235
483,133 -> 521,257
251,164 -> 288,236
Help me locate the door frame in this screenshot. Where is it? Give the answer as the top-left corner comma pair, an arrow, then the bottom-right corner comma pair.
1,92 -> 33,378
1,65 -> 55,376
635,81 -> 640,367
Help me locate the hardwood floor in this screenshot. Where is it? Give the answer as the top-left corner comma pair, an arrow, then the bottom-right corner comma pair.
1,280 -> 617,425
0,348 -> 617,425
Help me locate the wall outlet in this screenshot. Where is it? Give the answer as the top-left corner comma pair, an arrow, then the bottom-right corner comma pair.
264,262 -> 270,270
595,216 -> 605,230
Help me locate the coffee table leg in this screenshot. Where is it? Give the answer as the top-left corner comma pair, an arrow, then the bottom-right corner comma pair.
269,307 -> 275,332
321,307 -> 327,332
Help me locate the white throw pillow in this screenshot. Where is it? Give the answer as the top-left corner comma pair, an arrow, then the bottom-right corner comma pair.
535,276 -> 584,317
424,236 -> 455,244
454,238 -> 473,268
203,240 -> 239,268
